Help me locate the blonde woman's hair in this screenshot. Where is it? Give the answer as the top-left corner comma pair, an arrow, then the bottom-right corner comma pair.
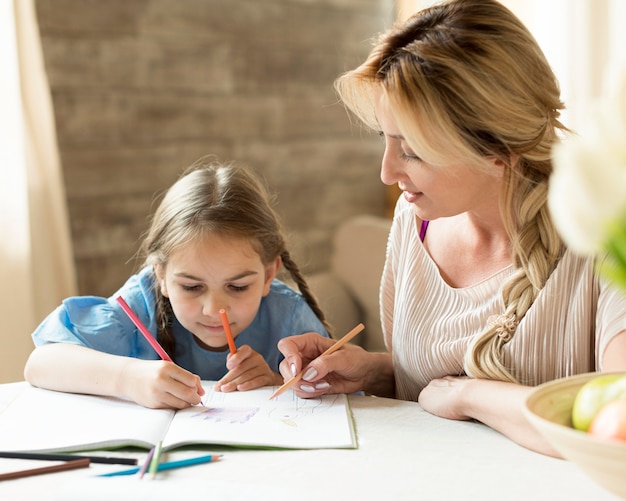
138,156 -> 332,356
335,0 -> 568,383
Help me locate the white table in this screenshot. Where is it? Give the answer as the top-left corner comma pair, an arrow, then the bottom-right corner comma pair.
0,381 -> 620,501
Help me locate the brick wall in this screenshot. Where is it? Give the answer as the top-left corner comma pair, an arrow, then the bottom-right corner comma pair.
35,0 -> 392,296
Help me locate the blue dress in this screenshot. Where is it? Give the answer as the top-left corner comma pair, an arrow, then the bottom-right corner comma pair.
32,266 -> 329,380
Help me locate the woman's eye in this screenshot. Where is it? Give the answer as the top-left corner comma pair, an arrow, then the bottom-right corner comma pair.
401,150 -> 421,162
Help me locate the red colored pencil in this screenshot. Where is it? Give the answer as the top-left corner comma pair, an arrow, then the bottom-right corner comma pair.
116,296 -> 172,362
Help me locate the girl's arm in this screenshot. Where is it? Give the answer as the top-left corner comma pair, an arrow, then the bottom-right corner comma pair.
24,343 -> 204,409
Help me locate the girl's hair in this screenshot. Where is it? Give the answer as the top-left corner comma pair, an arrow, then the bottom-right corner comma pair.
335,0 -> 568,383
138,156 -> 331,356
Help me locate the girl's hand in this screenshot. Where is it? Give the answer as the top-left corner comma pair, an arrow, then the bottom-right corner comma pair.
119,359 -> 205,409
214,345 -> 283,392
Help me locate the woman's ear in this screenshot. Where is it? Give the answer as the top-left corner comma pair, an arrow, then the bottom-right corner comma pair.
262,256 -> 282,296
153,264 -> 169,297
491,154 -> 518,177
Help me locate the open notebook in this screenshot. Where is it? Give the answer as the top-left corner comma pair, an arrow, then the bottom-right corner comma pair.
0,383 -> 357,452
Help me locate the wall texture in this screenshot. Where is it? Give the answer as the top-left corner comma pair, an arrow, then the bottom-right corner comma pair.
34,0 -> 393,297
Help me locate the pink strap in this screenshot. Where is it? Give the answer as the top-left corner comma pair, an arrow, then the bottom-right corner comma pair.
419,220 -> 429,242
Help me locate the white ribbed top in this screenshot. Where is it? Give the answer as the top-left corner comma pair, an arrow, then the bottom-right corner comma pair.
381,197 -> 626,401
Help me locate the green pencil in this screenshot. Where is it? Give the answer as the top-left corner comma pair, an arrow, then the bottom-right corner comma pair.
149,441 -> 163,479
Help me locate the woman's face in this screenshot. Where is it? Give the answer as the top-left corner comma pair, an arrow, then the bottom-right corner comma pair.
155,234 -> 280,351
375,93 -> 503,221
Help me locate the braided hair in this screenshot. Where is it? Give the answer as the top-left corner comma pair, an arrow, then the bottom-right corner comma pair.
138,157 -> 332,357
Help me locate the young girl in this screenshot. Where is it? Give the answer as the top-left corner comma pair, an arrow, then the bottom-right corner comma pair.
24,158 -> 331,409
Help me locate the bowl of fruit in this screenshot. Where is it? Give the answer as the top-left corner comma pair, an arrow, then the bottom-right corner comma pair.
524,372 -> 626,499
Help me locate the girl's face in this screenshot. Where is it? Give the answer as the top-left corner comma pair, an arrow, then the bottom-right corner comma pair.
155,234 -> 280,351
375,94 -> 503,221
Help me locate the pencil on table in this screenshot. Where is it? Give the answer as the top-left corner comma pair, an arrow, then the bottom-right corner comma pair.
98,454 -> 222,477
0,457 -> 90,481
0,451 -> 136,465
269,323 -> 365,400
137,446 -> 155,479
149,441 -> 163,479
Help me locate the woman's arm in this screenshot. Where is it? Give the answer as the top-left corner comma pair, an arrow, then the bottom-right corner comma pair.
419,330 -> 626,457
418,376 -> 560,456
601,330 -> 626,371
24,343 -> 204,409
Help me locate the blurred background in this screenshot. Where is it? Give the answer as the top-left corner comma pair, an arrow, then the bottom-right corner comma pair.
2,0 -> 625,382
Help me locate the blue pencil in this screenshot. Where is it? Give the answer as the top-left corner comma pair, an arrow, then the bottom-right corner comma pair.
98,454 -> 222,477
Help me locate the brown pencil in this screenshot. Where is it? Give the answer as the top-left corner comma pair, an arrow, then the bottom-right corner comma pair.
269,323 -> 365,400
0,457 -> 90,481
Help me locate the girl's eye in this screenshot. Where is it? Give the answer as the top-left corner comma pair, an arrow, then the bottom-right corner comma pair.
229,284 -> 249,293
181,284 -> 202,292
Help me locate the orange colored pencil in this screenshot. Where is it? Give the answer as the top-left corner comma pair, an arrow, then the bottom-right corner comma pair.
269,323 -> 365,400
219,309 -> 237,354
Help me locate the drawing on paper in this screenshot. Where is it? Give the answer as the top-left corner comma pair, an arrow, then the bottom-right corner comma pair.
269,393 -> 340,427
192,406 -> 259,424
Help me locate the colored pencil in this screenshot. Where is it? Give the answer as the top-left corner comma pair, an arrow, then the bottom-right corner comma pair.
269,323 -> 365,400
219,309 -> 237,354
148,441 -> 163,479
137,446 -> 155,479
116,296 -> 173,362
0,457 -> 90,481
98,454 -> 222,477
0,451 -> 137,466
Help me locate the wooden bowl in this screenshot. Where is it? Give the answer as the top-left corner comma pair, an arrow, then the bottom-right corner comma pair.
524,372 -> 626,500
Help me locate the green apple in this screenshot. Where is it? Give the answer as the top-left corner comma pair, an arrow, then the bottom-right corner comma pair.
572,374 -> 626,431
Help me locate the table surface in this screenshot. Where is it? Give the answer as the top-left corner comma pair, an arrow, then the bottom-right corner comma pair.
0,381 -> 621,501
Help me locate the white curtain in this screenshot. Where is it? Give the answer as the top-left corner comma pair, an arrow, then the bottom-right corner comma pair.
0,0 -> 77,383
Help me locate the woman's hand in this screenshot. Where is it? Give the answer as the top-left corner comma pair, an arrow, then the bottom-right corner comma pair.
214,345 -> 283,392
419,375 -> 559,456
277,332 -> 395,398
418,375 -> 473,421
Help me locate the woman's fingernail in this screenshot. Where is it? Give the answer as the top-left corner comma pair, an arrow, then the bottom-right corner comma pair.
300,384 -> 316,393
315,381 -> 330,390
290,363 -> 297,377
302,367 -> 318,381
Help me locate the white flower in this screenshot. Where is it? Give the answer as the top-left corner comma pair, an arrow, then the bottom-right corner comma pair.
549,65 -> 626,256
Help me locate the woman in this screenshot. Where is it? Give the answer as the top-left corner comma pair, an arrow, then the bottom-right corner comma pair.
277,0 -> 626,456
